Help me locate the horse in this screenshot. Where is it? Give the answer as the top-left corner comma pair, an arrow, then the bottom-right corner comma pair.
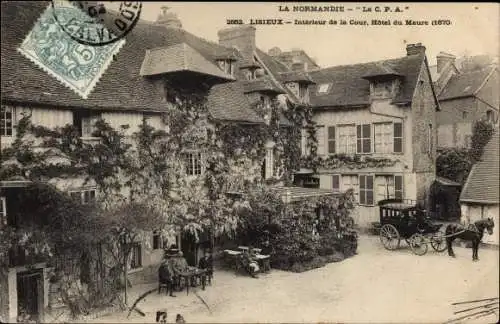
445,218 -> 494,261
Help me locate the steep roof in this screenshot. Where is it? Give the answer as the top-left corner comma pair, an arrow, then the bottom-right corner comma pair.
0,1 -> 260,123
438,67 -> 496,101
460,132 -> 500,204
308,53 -> 426,108
140,43 -> 235,80
207,82 -> 262,124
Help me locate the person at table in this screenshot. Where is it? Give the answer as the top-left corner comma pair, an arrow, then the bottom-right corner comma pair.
158,255 -> 176,297
198,252 -> 214,280
241,248 -> 260,278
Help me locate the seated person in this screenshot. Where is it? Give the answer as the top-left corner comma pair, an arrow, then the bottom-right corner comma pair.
158,258 -> 176,297
198,252 -> 214,279
240,248 -> 260,278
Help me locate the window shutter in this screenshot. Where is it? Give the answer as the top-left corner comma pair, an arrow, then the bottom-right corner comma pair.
394,175 -> 403,199
393,122 -> 403,153
327,126 -> 336,154
332,174 -> 340,192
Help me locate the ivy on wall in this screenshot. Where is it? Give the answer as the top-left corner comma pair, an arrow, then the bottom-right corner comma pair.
300,154 -> 399,171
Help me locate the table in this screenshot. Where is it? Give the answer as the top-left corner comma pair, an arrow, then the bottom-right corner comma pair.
224,250 -> 271,273
178,268 -> 207,295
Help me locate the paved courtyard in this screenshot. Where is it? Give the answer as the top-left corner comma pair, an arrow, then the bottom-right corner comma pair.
83,235 -> 499,323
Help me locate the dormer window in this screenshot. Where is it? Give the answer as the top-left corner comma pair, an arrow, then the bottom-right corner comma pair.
370,81 -> 393,99
217,59 -> 234,76
317,83 -> 331,94
260,95 -> 272,124
299,84 -> 308,100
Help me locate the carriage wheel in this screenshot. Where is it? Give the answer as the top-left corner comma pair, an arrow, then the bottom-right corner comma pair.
380,224 -> 400,250
409,233 -> 428,256
430,230 -> 447,252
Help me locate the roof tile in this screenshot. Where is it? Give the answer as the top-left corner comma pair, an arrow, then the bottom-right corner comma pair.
308,54 -> 425,108
460,132 -> 500,204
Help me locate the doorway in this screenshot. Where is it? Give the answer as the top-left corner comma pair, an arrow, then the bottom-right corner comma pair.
17,269 -> 44,322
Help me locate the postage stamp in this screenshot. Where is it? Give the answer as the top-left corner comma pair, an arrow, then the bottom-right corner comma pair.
17,2 -> 128,99
51,1 -> 142,46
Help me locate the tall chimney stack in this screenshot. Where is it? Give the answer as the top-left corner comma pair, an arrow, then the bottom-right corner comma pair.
218,25 -> 256,60
436,52 -> 456,73
406,43 -> 426,56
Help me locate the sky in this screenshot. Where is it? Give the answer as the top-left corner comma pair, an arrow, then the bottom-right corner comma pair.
130,2 -> 498,67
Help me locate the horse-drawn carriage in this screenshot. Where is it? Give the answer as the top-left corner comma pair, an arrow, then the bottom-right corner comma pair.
378,199 -> 447,255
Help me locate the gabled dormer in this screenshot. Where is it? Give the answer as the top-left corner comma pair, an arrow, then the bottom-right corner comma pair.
239,59 -> 263,80
279,71 -> 316,104
215,52 -> 238,77
362,63 -> 404,101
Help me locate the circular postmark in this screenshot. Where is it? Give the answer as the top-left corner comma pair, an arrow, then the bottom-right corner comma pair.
50,1 -> 142,46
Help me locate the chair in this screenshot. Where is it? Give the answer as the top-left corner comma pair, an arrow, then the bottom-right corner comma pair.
158,283 -> 169,295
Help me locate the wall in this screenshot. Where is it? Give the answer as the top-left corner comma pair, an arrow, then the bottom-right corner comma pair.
1,105 -> 73,149
0,264 -> 48,323
312,106 -> 413,169
475,69 -> 499,112
460,203 -> 499,245
411,60 -> 437,203
319,171 -> 418,227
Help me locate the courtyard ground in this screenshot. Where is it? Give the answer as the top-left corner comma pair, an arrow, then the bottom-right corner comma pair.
80,235 -> 499,323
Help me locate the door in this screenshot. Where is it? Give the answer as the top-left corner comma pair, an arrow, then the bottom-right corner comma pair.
17,270 -> 44,322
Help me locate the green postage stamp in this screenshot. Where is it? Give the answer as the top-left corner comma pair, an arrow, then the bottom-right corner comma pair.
17,2 -> 130,99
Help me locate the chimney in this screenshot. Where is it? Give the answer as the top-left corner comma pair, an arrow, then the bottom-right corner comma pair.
218,25 -> 256,60
436,52 -> 456,73
155,6 -> 182,29
268,47 -> 282,56
406,43 -> 426,56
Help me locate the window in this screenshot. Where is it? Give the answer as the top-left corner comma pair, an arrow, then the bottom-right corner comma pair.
184,152 -> 203,176
327,126 -> 336,154
359,175 -> 374,205
301,128 -> 309,156
74,110 -> 101,137
316,127 -> 325,155
342,175 -> 359,202
317,83 -> 331,94
130,243 -> 142,269
393,122 -> 403,153
464,135 -> 472,148
70,189 -> 97,204
332,175 -> 340,192
1,105 -> 14,136
462,111 -> 468,119
217,60 -> 234,76
357,124 -> 372,153
299,84 -> 308,100
264,148 -> 274,179
153,231 -> 163,250
375,175 -> 403,202
337,125 -> 356,154
0,197 -> 6,227
374,123 -> 392,153
371,81 -> 393,99
486,110 -> 494,123
376,175 -> 395,202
